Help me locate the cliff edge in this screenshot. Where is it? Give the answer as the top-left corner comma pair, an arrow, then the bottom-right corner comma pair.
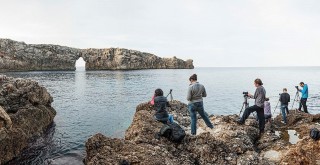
0,38 -> 194,71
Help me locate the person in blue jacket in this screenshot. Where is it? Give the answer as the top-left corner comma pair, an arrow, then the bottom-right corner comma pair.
297,82 -> 309,113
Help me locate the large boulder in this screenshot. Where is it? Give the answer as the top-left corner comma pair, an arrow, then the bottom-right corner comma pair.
0,75 -> 56,164
85,101 -> 320,165
0,38 -> 194,71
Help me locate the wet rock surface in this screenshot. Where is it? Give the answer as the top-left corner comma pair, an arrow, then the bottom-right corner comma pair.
0,38 -> 194,71
85,101 -> 320,165
0,75 -> 56,164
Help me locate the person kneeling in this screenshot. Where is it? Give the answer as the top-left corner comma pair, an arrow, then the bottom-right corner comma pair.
153,88 -> 173,124
264,98 -> 272,123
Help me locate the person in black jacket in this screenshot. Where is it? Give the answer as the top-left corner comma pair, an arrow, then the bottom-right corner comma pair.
153,88 -> 171,123
279,88 -> 290,124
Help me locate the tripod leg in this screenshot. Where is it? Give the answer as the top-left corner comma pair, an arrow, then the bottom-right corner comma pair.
239,104 -> 245,116
273,101 -> 279,116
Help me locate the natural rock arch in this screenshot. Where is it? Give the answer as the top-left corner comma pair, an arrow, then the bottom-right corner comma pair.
0,39 -> 194,72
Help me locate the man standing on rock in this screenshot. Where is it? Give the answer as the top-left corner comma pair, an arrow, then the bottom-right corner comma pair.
237,78 -> 266,135
279,88 -> 290,124
187,74 -> 214,135
297,82 -> 309,113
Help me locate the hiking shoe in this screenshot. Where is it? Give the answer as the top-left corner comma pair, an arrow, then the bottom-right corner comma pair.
209,125 -> 214,129
280,121 -> 287,124
259,130 -> 265,137
236,119 -> 244,125
154,133 -> 160,140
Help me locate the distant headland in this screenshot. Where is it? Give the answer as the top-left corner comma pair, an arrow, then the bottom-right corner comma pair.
0,38 -> 194,72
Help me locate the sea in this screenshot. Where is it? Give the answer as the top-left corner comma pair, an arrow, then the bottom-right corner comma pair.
4,67 -> 320,164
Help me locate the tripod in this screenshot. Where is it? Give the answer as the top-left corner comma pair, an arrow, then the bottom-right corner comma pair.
239,95 -> 249,116
291,89 -> 300,113
166,89 -> 173,102
272,100 -> 280,116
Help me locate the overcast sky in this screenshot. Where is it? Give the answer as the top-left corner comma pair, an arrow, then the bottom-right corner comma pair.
1,0 -> 319,67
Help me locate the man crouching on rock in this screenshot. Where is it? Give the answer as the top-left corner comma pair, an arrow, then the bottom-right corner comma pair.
237,78 -> 266,135
153,89 -> 173,123
187,74 -> 214,135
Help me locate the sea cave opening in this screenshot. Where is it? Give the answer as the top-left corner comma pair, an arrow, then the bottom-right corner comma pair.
75,57 -> 86,71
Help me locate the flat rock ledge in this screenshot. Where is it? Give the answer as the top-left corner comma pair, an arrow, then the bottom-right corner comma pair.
0,38 -> 194,71
0,75 -> 56,164
85,101 -> 320,165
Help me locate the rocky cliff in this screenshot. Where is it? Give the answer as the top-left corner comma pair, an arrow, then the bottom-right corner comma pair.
0,39 -> 194,71
0,75 -> 56,164
85,101 -> 320,165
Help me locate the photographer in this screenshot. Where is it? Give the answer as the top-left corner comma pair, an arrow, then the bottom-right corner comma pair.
296,82 -> 309,113
237,78 -> 266,134
187,74 -> 213,135
153,88 -> 173,123
279,88 -> 290,124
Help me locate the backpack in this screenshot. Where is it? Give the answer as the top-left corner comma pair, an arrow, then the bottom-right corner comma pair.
310,128 -> 320,140
159,122 -> 186,143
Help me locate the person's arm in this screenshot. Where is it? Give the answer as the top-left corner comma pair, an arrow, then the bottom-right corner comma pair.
187,86 -> 192,101
301,85 -> 307,95
288,94 -> 290,102
202,86 -> 207,97
279,94 -> 282,102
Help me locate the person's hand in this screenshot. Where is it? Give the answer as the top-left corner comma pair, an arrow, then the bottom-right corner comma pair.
248,93 -> 253,98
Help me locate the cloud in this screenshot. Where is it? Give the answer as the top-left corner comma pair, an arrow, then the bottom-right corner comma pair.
0,0 -> 320,67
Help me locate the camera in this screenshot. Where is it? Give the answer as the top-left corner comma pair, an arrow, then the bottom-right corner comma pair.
243,92 -> 248,97
295,86 -> 298,88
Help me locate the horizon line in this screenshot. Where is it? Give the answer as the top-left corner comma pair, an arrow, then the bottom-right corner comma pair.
194,66 -> 320,68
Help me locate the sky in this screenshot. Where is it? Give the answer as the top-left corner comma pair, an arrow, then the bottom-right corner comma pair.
0,0 -> 320,67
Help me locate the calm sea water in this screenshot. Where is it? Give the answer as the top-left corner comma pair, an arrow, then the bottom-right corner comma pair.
4,67 -> 320,164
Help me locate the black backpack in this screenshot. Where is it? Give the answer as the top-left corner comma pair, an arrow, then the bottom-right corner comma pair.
310,128 -> 320,140
159,122 -> 186,143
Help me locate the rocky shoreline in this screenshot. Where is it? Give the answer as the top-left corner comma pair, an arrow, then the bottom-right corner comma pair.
85,100 -> 320,165
1,74 -> 319,164
0,75 -> 56,164
0,38 -> 194,72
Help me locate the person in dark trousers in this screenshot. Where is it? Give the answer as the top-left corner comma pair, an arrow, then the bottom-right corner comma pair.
187,74 -> 214,135
237,78 -> 266,134
279,88 -> 290,124
153,88 -> 170,123
297,82 -> 309,113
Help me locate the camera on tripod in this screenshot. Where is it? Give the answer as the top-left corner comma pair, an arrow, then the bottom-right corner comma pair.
242,91 -> 249,97
295,86 -> 299,89
166,89 -> 173,102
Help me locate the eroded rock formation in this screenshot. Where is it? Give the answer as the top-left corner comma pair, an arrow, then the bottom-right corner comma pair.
0,38 -> 194,71
85,101 -> 320,165
0,75 -> 56,164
